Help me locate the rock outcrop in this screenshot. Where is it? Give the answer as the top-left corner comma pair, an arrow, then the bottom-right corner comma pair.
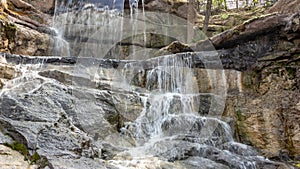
0,0 -> 55,56
215,9 -> 300,162
231,66 -> 300,160
0,0 -> 299,168
156,8 -> 300,163
0,20 -> 54,55
0,145 -> 37,169
0,51 -> 292,169
268,0 -> 300,14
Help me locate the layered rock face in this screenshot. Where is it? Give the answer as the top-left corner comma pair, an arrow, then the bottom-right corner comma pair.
0,0 -> 299,168
0,52 -> 293,169
0,21 -> 54,55
0,0 -> 55,55
215,8 -> 300,161
231,66 -> 300,160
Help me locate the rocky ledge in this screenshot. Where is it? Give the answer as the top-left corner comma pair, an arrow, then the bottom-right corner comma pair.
0,0 -> 299,168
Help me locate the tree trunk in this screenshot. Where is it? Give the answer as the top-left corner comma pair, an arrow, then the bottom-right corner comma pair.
223,0 -> 227,10
203,0 -> 212,34
236,0 -> 239,9
217,0 -> 221,10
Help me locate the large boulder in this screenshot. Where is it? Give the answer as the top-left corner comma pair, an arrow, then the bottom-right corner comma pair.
0,20 -> 55,55
22,0 -> 55,14
143,0 -> 202,21
268,0 -> 300,14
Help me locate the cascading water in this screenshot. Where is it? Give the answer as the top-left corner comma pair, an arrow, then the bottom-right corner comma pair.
52,0 -> 125,57
119,55 -> 229,143
106,52 -> 265,169
48,0 -> 275,168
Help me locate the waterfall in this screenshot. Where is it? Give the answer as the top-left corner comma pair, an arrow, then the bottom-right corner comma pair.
48,1 -> 269,168
52,0 -> 125,57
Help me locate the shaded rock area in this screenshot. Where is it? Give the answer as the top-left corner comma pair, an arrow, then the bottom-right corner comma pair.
202,5 -> 300,164
51,0 -> 270,58
0,0 -> 274,57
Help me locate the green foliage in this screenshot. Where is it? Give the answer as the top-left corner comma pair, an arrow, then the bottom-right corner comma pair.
212,0 -> 227,10
221,13 -> 229,20
296,163 -> 300,168
5,141 -> 44,165
30,152 -> 41,164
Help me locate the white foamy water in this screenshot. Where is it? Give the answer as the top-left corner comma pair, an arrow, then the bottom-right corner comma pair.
49,1 -> 268,168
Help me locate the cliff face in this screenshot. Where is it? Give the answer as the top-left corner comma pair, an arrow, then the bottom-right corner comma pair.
214,3 -> 300,160
231,66 -> 300,160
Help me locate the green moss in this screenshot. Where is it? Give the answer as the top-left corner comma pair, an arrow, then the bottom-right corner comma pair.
5,141 -> 29,159
30,152 -> 41,164
4,22 -> 17,40
233,29 -> 240,35
221,14 -> 229,20
4,141 -> 45,166
236,109 -> 243,121
296,163 -> 300,168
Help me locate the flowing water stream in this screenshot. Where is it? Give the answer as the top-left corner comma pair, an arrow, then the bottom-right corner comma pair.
0,0 -> 279,168
50,0 -> 274,169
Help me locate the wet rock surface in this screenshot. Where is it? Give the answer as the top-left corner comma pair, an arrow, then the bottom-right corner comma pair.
0,0 -> 299,169
0,56 -> 18,89
0,51 -> 294,168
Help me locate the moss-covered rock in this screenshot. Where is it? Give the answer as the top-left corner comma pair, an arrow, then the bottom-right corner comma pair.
0,145 -> 37,169
5,141 -> 29,160
3,22 -> 16,41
